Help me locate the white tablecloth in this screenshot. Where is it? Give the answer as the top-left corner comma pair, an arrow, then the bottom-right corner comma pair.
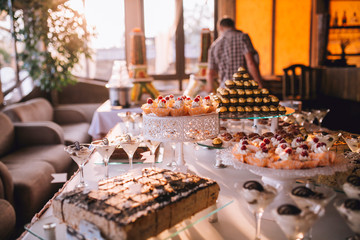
23,125 -> 353,240
88,100 -> 142,139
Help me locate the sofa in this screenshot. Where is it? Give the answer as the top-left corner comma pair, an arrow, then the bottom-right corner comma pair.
0,112 -> 73,229
3,98 -> 91,145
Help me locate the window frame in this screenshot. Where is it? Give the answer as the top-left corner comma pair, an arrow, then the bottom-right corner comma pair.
125,0 -> 218,91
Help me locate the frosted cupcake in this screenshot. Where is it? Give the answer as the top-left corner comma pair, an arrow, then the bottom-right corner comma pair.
150,99 -> 171,117
203,96 -> 215,113
170,98 -> 187,116
141,98 -> 155,114
188,98 -> 207,116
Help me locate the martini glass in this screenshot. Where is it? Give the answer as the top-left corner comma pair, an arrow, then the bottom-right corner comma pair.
304,111 -> 315,124
272,203 -> 324,240
343,135 -> 360,153
64,143 -> 94,189
316,132 -> 341,150
334,198 -> 360,240
91,139 -> 117,179
240,180 -> 278,240
119,135 -> 141,169
118,112 -> 131,133
144,140 -> 161,167
312,109 -> 330,128
293,113 -> 306,126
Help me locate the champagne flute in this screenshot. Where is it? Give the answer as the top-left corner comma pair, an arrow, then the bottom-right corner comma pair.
120,135 -> 141,169
91,138 -> 116,179
64,142 -> 94,189
241,180 -> 278,240
144,139 -> 161,167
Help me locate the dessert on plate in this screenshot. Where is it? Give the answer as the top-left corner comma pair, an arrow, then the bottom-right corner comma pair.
53,168 -> 220,240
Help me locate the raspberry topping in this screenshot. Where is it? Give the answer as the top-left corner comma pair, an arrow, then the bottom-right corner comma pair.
161,99 -> 166,103
280,144 -> 287,149
170,94 -> 174,98
260,142 -> 266,148
316,142 -> 326,148
186,97 -> 191,101
196,95 -> 200,99
194,98 -> 200,102
300,144 -> 309,150
301,151 -> 309,157
240,145 -> 247,150
276,135 -> 283,141
204,96 -> 210,100
242,140 -> 249,145
296,137 -> 303,142
263,138 -> 270,144
147,98 -> 153,104
165,96 -> 170,101
177,97 -> 182,101
158,95 -> 163,100
285,148 -> 292,154
182,96 -> 187,99
313,137 -> 319,143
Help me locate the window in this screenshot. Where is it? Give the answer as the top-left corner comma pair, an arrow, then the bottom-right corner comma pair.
69,0 -> 126,80
69,0 -> 216,90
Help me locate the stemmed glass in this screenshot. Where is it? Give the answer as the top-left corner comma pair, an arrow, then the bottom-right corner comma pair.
64,142 -> 94,189
118,112 -> 131,133
334,198 -> 360,240
91,138 -> 117,179
312,109 -> 330,128
119,135 -> 141,169
304,111 -> 315,125
342,134 -> 360,153
240,180 -> 278,240
144,140 -> 161,167
272,203 -> 324,240
293,113 -> 306,126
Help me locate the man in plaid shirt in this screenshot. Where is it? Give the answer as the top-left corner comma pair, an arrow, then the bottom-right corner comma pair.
206,17 -> 263,92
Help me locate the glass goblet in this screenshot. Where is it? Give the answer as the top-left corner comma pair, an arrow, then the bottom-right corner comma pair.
334,198 -> 360,240
241,180 -> 278,240
272,203 -> 323,240
119,135 -> 141,169
91,139 -> 117,179
342,134 -> 360,153
118,112 -> 131,133
64,143 -> 94,189
312,109 -> 330,128
144,139 -> 161,167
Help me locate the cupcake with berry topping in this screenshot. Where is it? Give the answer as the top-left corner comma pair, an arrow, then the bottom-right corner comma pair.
275,143 -> 290,155
141,98 -> 156,114
232,144 -> 251,162
291,137 -> 304,148
188,97 -> 207,115
310,142 -> 336,166
165,94 -> 175,107
170,97 -> 187,116
151,99 -> 171,117
269,148 -> 302,169
247,148 -> 269,167
295,144 -> 310,154
203,96 -> 215,113
298,151 -> 319,169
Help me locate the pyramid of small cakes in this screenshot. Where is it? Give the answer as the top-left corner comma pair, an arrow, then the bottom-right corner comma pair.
214,67 -> 286,115
141,95 -> 216,117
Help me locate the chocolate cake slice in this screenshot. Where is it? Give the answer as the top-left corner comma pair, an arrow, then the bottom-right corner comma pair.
53,168 -> 220,240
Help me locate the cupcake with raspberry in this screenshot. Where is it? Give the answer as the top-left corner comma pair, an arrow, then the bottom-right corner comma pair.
141,98 -> 155,114
203,96 -> 215,113
150,99 -> 171,117
170,97 -> 187,116
188,98 -> 207,115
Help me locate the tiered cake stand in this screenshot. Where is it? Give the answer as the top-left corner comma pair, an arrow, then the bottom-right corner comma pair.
219,107 -> 295,134
143,112 -> 219,172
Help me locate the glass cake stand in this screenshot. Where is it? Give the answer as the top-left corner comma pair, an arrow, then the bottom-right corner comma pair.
142,112 -> 219,172
24,199 -> 234,240
219,107 -> 295,134
220,148 -> 351,219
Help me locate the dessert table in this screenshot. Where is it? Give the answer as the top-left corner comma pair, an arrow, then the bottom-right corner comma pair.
88,100 -> 142,139
22,124 -> 354,240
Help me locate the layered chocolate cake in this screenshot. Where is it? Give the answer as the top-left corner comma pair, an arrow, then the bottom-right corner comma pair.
53,168 -> 220,240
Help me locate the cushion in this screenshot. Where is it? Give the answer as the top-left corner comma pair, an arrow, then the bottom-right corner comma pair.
0,199 -> 16,239
5,161 -> 55,225
0,113 -> 14,158
0,145 -> 72,173
3,98 -> 53,122
0,162 -> 13,203
61,122 -> 91,145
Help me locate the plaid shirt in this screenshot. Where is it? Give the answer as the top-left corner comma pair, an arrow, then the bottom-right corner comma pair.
208,29 -> 255,83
